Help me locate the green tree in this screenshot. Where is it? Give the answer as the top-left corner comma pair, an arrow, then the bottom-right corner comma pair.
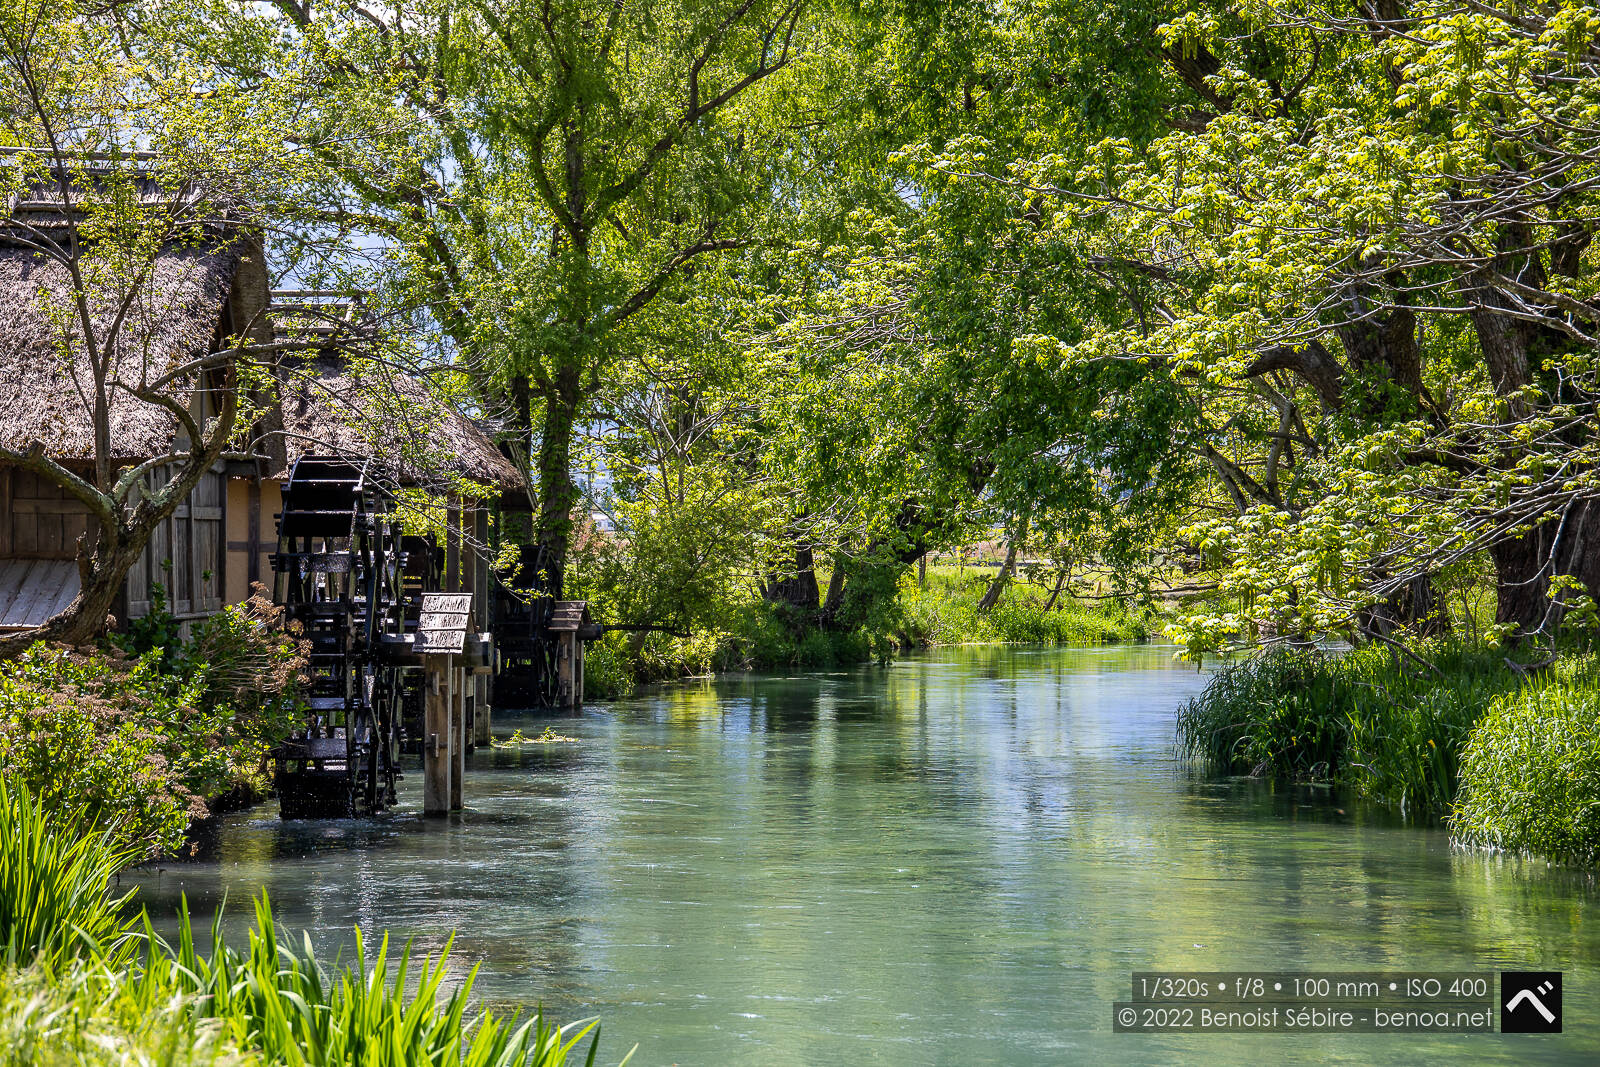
749,0 -> 1208,630
1010,0 -> 1600,652
188,0 -> 819,597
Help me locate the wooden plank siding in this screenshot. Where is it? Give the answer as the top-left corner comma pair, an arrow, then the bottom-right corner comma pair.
124,463 -> 226,619
225,476 -> 278,605
2,468 -> 94,561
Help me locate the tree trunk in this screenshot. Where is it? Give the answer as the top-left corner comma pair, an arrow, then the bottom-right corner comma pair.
0,524 -> 146,657
1357,573 -> 1449,639
1042,566 -> 1068,611
764,542 -> 820,616
1490,500 -> 1600,639
976,529 -> 1023,614
534,368 -> 582,600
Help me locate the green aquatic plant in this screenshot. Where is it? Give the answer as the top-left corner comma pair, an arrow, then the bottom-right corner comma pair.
0,779 -> 136,970
495,727 -> 580,747
0,774 -> 631,1064
1453,660 -> 1600,866
0,959 -> 256,1067
1177,641 -> 1528,816
149,896 -> 628,1067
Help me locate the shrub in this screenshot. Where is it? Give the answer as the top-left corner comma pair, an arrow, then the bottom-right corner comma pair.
0,645 -> 209,853
0,618 -> 304,855
1453,662 -> 1600,866
0,588 -> 307,855
896,567 -> 1155,649
114,584 -> 307,746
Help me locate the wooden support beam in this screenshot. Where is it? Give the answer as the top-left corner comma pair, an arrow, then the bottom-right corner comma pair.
473,673 -> 491,746
555,632 -> 574,707
423,653 -> 451,816
445,498 -> 461,592
574,637 -> 584,708
450,663 -> 466,811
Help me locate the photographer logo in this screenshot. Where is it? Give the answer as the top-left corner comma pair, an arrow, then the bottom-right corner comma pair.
1501,973 -> 1561,1033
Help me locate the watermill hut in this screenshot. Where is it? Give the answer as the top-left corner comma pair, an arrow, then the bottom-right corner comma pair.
0,169 -> 271,635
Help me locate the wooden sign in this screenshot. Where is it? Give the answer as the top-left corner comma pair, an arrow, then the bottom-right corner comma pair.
416,592 -> 473,653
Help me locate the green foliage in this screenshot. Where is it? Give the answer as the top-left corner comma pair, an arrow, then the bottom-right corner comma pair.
0,781 -> 135,972
0,961 -> 255,1067
0,778 -> 630,1065
148,897 -> 627,1067
1454,659 -> 1600,867
1177,649 -> 1354,784
898,567 -> 1157,648
0,645 -> 212,854
1,595 -> 306,856
582,561 -> 1158,697
115,586 -> 308,750
1178,641 -> 1525,815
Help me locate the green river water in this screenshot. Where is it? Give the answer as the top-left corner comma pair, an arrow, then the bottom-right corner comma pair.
129,645 -> 1600,1064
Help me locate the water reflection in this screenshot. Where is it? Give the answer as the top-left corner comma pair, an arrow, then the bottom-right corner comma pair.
128,645 -> 1600,1065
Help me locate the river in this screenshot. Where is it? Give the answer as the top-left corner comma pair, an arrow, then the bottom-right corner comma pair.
129,645 -> 1600,1064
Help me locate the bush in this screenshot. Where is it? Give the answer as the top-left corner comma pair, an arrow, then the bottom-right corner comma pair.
0,645 -> 213,853
0,593 -> 306,855
576,560 -> 1159,700
1453,661 -> 1600,866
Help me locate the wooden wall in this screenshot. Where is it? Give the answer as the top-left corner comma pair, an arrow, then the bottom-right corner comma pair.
124,465 -> 226,618
0,467 -> 97,560
225,476 -> 281,605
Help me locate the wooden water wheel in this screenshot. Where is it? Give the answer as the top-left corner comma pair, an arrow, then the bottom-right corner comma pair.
269,457 -> 409,817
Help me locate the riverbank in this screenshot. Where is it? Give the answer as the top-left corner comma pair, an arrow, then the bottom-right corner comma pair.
0,781 -> 621,1066
1176,640 -> 1600,865
0,592 -> 307,859
583,564 -> 1172,698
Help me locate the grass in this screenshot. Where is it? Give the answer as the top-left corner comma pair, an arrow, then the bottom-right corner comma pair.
898,566 -> 1160,648
0,778 -> 631,1066
1176,640 -> 1526,817
0,779 -> 137,970
0,960 -> 256,1067
584,563 -> 1166,698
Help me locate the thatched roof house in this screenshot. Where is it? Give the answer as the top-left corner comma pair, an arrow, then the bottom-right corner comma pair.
0,245 -> 242,462
0,167 -> 525,634
0,160 -> 262,632
271,352 -> 523,494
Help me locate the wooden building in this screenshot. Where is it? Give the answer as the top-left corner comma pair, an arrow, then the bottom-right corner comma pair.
0,185 -> 269,634
0,184 -> 525,639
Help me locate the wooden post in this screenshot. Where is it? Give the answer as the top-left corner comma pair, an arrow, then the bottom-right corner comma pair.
445,498 -> 461,592
573,637 -> 584,707
423,654 -> 450,816
473,673 -> 491,745
556,632 -> 574,707
450,664 -> 465,811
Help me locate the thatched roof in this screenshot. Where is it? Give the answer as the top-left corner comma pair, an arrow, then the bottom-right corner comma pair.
270,354 -> 525,493
0,244 -> 238,461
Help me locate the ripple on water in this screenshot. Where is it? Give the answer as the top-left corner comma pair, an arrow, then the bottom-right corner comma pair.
130,646 -> 1600,1066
